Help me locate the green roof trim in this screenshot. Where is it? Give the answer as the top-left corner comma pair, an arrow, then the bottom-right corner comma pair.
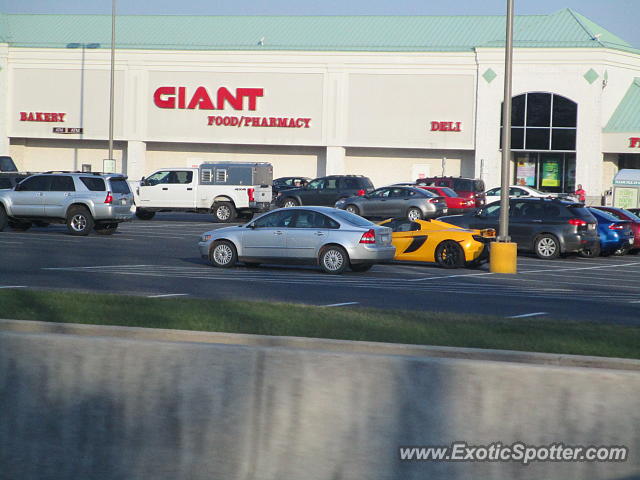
604,78 -> 640,133
0,8 -> 637,53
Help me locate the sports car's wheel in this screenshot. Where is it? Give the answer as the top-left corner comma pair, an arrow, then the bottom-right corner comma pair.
210,240 -> 237,268
534,234 -> 560,259
319,245 -> 349,274
345,205 -> 360,215
435,240 -> 465,269
407,207 -> 423,221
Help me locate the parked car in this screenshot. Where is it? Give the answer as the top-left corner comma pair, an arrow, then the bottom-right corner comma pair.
0,156 -> 18,172
484,185 -> 578,204
416,176 -> 486,207
627,208 -> 640,217
378,217 -> 495,268
0,171 -> 134,235
134,162 -> 273,222
198,206 -> 395,274
274,175 -> 374,208
439,197 -> 599,259
335,186 -> 447,220
272,176 -> 310,196
583,207 -> 634,257
416,185 -> 476,215
593,206 -> 640,253
0,172 -> 31,190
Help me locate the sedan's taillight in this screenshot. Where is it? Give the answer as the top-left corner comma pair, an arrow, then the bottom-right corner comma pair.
359,229 -> 376,244
104,191 -> 113,204
247,188 -> 255,202
568,218 -> 587,227
357,189 -> 366,196
429,198 -> 440,204
609,223 -> 625,230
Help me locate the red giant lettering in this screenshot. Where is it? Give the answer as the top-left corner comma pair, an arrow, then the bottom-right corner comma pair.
629,137 -> 640,148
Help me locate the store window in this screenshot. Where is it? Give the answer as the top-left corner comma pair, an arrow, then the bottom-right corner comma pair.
502,92 -> 578,193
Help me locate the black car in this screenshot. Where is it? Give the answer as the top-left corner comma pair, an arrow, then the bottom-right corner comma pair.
0,172 -> 30,190
275,175 -> 374,207
439,197 -> 599,259
272,176 -> 310,196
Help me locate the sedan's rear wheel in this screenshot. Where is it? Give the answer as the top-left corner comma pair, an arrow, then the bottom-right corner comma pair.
534,234 -> 560,259
345,204 -> 360,215
283,198 -> 299,208
319,245 -> 349,274
210,240 -> 237,268
435,240 -> 465,269
407,207 -> 423,221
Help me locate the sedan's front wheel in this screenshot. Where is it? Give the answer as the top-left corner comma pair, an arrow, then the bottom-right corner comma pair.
210,240 -> 238,268
319,245 -> 349,274
407,207 -> 423,221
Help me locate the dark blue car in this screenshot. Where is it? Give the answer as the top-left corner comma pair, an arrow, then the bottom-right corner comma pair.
586,208 -> 634,256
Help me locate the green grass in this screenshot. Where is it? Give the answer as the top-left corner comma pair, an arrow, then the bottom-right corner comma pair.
1,290 -> 639,359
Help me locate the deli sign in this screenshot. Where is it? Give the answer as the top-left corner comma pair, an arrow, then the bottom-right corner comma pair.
431,121 -> 462,132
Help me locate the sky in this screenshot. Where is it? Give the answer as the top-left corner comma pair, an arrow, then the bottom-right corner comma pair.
1,0 -> 638,48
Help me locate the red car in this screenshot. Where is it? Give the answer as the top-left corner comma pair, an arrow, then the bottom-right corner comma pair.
418,186 -> 477,215
416,176 -> 486,207
593,206 -> 640,253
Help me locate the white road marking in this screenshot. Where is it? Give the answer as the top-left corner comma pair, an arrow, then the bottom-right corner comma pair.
0,285 -> 27,289
629,300 -> 640,304
519,262 -> 640,274
323,302 -> 359,307
146,293 -> 189,298
409,272 -> 494,281
507,312 -> 548,318
43,264 -> 154,270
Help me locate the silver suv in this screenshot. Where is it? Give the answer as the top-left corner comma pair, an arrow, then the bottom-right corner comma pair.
0,171 -> 134,235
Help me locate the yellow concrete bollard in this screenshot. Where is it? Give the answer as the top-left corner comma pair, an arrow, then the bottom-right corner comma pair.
490,242 -> 518,274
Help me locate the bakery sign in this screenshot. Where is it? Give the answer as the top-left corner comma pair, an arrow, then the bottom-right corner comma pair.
152,86 -> 312,129
20,111 -> 66,122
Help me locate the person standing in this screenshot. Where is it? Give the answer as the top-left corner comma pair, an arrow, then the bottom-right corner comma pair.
574,184 -> 586,203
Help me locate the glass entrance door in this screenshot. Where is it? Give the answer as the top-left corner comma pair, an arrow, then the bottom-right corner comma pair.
514,152 -> 575,193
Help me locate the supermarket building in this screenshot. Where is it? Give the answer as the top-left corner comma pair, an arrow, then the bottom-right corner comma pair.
2,9 -> 640,201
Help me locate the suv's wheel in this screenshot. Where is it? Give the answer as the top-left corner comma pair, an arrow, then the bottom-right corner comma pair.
345,204 -> 360,215
0,206 -> 7,231
435,240 -> 465,268
534,234 -> 560,259
614,245 -> 630,256
212,202 -> 237,223
319,245 -> 349,274
407,207 -> 423,221
95,222 -> 119,235
282,198 -> 299,208
135,208 -> 155,220
209,240 -> 237,268
66,206 -> 94,236
9,221 -> 32,231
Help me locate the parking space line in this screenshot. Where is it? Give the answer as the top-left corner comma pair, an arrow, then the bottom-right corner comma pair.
323,302 -> 359,307
409,272 -> 494,281
507,312 -> 548,318
0,285 -> 27,289
519,261 -> 640,274
147,293 -> 189,298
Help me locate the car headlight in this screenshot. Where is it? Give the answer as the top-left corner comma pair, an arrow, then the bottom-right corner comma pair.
200,234 -> 212,242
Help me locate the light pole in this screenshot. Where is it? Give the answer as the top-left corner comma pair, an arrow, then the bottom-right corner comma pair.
107,0 -> 117,173
66,42 -> 100,171
490,0 -> 518,274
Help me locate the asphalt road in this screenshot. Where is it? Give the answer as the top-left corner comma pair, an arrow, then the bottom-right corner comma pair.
1,212 -> 640,324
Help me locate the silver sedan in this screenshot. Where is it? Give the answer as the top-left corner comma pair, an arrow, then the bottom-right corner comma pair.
334,186 -> 447,220
198,206 -> 395,274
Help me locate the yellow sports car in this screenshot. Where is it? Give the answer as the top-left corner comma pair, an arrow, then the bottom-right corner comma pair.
378,218 -> 495,268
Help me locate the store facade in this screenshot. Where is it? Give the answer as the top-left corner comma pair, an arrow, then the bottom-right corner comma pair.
2,10 -> 640,202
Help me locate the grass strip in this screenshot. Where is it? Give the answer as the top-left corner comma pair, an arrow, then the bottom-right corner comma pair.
1,289 -> 639,359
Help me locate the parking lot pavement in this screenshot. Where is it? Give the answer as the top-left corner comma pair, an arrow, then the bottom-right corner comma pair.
1,213 -> 640,324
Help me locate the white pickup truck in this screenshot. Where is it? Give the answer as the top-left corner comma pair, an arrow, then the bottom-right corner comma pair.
133,162 -> 273,222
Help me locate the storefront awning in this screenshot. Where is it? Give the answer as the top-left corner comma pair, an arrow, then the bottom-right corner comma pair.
613,169 -> 640,186
602,79 -> 640,153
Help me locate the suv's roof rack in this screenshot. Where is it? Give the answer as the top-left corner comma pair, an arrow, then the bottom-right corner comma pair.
42,170 -> 123,176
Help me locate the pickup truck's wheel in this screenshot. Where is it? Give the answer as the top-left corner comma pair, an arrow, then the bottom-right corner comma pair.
94,222 -> 118,235
210,240 -> 237,268
212,202 -> 237,223
66,206 -> 94,236
0,206 -> 8,231
135,208 -> 155,220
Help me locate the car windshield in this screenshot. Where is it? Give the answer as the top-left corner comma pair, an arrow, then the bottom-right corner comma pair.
331,209 -> 375,227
